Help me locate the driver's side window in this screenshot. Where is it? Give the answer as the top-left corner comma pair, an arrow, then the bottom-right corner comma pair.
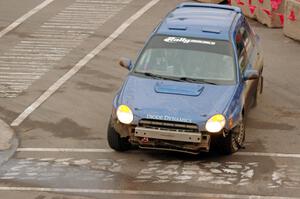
235,23 -> 253,72
235,27 -> 247,72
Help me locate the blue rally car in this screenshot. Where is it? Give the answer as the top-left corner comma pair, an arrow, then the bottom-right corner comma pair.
107,3 -> 264,154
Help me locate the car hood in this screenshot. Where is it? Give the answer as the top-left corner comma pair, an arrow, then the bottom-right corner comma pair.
117,75 -> 237,127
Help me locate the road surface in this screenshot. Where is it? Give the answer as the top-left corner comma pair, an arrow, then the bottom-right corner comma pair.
0,0 -> 299,198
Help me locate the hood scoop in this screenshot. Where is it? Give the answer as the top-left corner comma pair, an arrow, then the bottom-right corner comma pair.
154,82 -> 204,96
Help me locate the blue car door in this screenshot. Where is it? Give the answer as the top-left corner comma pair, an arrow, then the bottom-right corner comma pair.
234,18 -> 257,113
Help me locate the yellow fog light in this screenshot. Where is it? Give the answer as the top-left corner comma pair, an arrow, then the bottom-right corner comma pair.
116,105 -> 133,124
205,114 -> 226,133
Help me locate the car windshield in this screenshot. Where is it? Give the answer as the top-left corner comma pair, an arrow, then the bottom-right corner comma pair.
133,35 -> 236,84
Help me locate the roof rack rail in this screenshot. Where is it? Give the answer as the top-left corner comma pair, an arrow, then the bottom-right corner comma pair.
176,3 -> 241,13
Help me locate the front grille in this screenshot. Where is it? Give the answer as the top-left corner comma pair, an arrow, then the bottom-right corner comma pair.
138,119 -> 199,133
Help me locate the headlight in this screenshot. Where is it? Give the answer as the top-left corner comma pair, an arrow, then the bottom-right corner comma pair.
205,114 -> 226,133
116,105 -> 133,124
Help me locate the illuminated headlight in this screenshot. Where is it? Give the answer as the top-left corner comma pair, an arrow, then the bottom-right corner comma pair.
205,114 -> 226,133
116,105 -> 133,124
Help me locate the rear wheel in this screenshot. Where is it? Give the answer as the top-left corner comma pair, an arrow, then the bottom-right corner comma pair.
219,118 -> 245,155
107,124 -> 131,151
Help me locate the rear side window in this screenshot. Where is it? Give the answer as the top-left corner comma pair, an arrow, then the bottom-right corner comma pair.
235,24 -> 254,71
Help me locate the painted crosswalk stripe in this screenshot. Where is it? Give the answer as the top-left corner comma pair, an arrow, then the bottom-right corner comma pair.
0,0 -> 55,38
10,0 -> 159,126
0,187 -> 296,199
15,148 -> 300,159
237,152 -> 300,158
0,0 -> 132,98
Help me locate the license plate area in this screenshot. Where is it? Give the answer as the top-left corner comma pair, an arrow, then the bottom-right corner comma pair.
135,127 -> 202,143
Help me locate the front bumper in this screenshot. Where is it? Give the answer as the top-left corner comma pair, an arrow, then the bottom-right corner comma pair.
135,127 -> 202,143
134,126 -> 210,154
110,117 -> 213,154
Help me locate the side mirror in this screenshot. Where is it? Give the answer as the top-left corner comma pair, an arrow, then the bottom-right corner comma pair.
119,57 -> 132,70
243,69 -> 259,81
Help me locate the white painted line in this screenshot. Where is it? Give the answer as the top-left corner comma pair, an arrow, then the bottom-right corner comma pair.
0,76 -> 40,80
0,90 -> 22,93
35,30 -> 90,33
20,40 -> 77,44
49,18 -> 107,22
236,152 -> 300,159
57,12 -> 115,17
0,79 -> 33,82
70,7 -> 122,11
16,148 -> 114,153
11,0 -> 160,127
0,68 -> 49,72
15,148 -> 300,159
0,187 -> 296,199
2,96 -> 18,98
0,0 -> 55,38
30,34 -> 88,39
0,63 -> 52,68
20,41 -> 78,46
0,56 -> 60,61
44,22 -> 100,26
24,38 -> 84,42
10,49 -> 68,54
14,45 -> 71,49
0,87 -> 27,91
40,25 -> 98,30
0,85 -> 26,90
4,53 -> 63,57
0,72 -> 43,76
0,82 -> 30,85
15,45 -> 72,49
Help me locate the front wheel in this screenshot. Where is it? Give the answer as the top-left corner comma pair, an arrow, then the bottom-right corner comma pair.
219,119 -> 246,155
107,124 -> 131,151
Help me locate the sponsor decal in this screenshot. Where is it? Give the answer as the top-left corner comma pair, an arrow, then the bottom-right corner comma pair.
163,37 -> 216,45
146,114 -> 192,123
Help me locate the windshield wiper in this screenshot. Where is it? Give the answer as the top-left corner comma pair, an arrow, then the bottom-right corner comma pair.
179,77 -> 217,85
135,71 -> 181,82
144,72 -> 164,79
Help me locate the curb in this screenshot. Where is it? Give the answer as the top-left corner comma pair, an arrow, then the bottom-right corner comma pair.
0,119 -> 14,150
0,119 -> 19,166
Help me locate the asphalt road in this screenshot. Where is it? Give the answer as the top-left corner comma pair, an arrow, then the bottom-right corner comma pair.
0,0 -> 300,198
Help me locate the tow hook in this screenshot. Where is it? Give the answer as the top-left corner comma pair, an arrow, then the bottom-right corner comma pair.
141,137 -> 149,143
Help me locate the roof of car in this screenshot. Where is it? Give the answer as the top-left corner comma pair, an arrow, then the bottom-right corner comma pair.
155,3 -> 242,40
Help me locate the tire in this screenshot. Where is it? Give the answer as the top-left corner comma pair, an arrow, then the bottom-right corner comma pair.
107,125 -> 131,151
219,118 -> 246,155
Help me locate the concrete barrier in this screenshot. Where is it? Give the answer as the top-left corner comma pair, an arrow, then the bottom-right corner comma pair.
254,0 -> 285,27
256,7 -> 284,27
231,0 -> 286,28
231,0 -> 257,18
284,0 -> 300,40
253,0 -> 285,13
